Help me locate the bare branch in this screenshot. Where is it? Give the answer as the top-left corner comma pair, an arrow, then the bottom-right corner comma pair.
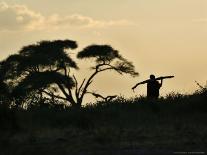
104,64 -> 123,74
105,95 -> 117,102
42,90 -> 68,101
79,70 -> 99,101
95,62 -> 106,71
57,83 -> 70,100
73,75 -> 78,87
86,91 -> 105,100
195,81 -> 205,89
68,89 -> 77,105
87,91 -> 117,102
94,63 -> 123,74
78,78 -> 86,94
98,67 -> 122,75
73,75 -> 79,99
78,64 -> 120,103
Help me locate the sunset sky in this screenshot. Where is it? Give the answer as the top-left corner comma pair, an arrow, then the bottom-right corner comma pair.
0,0 -> 206,102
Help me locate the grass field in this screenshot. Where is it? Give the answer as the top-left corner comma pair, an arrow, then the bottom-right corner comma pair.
0,88 -> 206,155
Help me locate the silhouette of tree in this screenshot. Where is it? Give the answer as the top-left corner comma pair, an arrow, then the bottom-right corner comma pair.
72,45 -> 138,107
0,41 -> 138,108
0,40 -> 78,107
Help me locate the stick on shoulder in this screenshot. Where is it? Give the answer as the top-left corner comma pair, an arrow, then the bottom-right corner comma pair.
132,75 -> 174,90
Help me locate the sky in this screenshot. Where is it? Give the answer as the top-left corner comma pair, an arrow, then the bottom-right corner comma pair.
0,0 -> 207,103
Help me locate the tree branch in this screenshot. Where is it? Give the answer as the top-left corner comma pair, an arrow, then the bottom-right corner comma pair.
86,91 -> 105,100
93,62 -> 123,74
57,83 -> 70,100
78,63 -> 121,103
68,88 -> 76,105
78,78 -> 86,95
42,90 -> 68,101
73,75 -> 79,99
86,91 -> 117,102
79,70 -> 99,102
103,64 -> 123,74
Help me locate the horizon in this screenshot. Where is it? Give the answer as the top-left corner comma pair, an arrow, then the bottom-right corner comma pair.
0,0 -> 206,103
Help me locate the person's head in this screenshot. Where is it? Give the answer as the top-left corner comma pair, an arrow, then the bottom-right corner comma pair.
150,74 -> 156,80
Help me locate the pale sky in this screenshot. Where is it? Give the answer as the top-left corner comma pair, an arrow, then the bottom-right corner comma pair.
0,0 -> 207,103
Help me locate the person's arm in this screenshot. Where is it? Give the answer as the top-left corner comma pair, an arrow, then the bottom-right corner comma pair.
132,79 -> 149,90
132,83 -> 139,90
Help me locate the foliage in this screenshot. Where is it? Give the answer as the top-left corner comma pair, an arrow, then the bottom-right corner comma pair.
1,40 -> 78,80
0,40 -> 78,107
68,44 -> 138,107
1,89 -> 207,154
77,45 -> 138,77
0,40 -> 138,107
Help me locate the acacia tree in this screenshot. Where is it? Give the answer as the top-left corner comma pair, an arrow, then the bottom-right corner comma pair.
72,45 -> 138,106
0,40 -> 78,107
0,40 -> 138,108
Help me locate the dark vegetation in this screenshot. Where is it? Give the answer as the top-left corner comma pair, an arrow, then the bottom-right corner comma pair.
0,88 -> 206,155
0,40 -> 138,108
0,39 -> 207,154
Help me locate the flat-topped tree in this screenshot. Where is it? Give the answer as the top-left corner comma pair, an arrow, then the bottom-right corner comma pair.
73,45 -> 139,106
0,40 -> 78,107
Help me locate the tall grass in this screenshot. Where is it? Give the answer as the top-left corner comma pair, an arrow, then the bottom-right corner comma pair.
0,87 -> 206,154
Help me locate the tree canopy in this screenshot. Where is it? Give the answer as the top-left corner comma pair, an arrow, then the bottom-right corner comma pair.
78,45 -> 138,77
0,40 -> 138,108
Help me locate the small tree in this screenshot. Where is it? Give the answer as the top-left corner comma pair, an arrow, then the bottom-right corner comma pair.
0,40 -> 138,108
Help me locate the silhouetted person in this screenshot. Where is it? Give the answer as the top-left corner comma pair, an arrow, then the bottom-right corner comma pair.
132,74 -> 163,99
147,75 -> 162,99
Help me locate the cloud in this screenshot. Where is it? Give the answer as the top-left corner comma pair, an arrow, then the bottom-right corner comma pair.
0,2 -> 134,31
0,2 -> 44,31
46,14 -> 133,29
